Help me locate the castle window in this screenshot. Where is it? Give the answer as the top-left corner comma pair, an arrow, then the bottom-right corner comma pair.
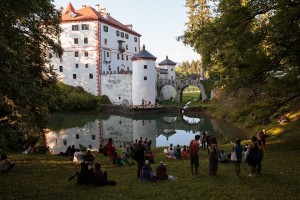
72,25 -> 79,31
121,55 -> 124,60
117,54 -> 120,59
104,38 -> 107,45
74,38 -> 78,44
85,64 -> 88,68
126,44 -> 128,50
75,63 -> 79,68
89,74 -> 93,79
171,69 -> 174,71
75,51 -> 79,57
76,134 -> 79,139
144,65 -> 147,69
171,76 -> 174,79
125,34 -> 129,39
84,38 -> 88,44
126,55 -> 128,60
88,145 -> 92,149
73,74 -> 77,79
107,52 -> 110,57
82,24 -> 89,30
103,25 -> 108,32
134,37 -> 137,42
116,30 -> 119,36
121,32 -> 124,38
84,51 -> 88,57
144,76 -> 147,80
135,47 -> 137,52
59,66 -> 63,72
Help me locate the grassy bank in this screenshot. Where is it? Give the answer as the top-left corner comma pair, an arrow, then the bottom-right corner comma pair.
1,117 -> 300,200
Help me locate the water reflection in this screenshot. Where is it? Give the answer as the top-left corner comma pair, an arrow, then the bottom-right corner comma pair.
46,112 -> 247,154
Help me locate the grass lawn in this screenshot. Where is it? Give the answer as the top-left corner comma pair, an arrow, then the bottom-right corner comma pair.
1,122 -> 300,200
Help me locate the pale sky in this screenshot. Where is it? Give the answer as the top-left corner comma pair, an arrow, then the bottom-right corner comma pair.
53,0 -> 200,63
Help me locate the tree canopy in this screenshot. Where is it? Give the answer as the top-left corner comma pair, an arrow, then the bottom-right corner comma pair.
182,0 -> 300,125
0,0 -> 63,149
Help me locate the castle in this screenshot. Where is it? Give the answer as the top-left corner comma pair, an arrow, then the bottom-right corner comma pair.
51,3 -> 177,106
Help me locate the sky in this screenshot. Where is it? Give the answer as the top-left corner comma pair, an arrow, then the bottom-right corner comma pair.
53,0 -> 200,63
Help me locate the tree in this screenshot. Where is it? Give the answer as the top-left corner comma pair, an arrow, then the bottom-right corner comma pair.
182,0 -> 300,124
0,0 -> 63,150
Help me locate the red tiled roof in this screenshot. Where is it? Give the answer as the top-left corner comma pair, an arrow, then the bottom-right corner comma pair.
62,2 -> 76,14
61,3 -> 141,37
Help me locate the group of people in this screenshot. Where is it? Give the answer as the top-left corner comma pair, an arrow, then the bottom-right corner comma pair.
67,129 -> 268,185
188,129 -> 268,177
165,144 -> 189,160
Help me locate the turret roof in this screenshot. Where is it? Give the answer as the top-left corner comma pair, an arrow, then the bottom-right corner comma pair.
131,45 -> 157,61
158,56 -> 177,66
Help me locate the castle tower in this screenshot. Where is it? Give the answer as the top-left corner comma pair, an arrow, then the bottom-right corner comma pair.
131,45 -> 157,106
158,55 -> 176,80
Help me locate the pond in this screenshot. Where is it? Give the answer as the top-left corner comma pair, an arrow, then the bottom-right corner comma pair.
46,112 -> 248,154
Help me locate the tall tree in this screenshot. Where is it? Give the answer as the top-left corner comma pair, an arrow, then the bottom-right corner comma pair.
182,0 -> 300,124
0,0 -> 63,149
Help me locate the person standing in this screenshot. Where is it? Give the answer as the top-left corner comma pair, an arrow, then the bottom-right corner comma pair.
257,139 -> 265,174
106,138 -> 116,161
135,140 -> 146,178
233,138 -> 243,177
248,136 -> 259,176
189,135 -> 201,175
208,136 -> 219,176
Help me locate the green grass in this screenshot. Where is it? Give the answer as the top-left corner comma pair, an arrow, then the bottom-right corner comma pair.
1,120 -> 300,200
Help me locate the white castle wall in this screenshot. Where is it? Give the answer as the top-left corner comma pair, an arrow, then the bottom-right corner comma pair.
159,65 -> 175,80
160,85 -> 177,100
132,60 -> 156,106
51,21 -> 99,95
101,74 -> 132,105
100,21 -> 140,74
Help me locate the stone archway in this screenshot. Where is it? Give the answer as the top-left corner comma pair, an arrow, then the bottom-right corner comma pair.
157,79 -> 207,103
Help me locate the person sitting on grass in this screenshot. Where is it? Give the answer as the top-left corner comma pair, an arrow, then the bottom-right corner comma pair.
93,163 -> 107,186
181,145 -> 189,159
156,161 -> 168,180
113,152 -> 125,166
141,160 -> 156,181
0,154 -> 15,174
174,145 -> 182,159
166,147 -> 175,159
219,150 -> 229,163
83,150 -> 95,163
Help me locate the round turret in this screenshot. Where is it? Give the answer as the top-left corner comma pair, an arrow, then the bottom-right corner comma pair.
131,45 -> 157,106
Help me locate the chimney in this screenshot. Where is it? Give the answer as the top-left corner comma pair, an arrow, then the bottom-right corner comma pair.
95,4 -> 100,11
125,24 -> 133,30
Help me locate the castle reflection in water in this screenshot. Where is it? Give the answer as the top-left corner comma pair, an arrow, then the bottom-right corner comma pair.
45,113 -> 247,154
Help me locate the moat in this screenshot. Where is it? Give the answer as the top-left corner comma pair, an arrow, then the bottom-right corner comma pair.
46,112 -> 248,154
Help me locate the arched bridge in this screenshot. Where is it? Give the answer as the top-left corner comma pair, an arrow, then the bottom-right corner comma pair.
156,79 -> 207,103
